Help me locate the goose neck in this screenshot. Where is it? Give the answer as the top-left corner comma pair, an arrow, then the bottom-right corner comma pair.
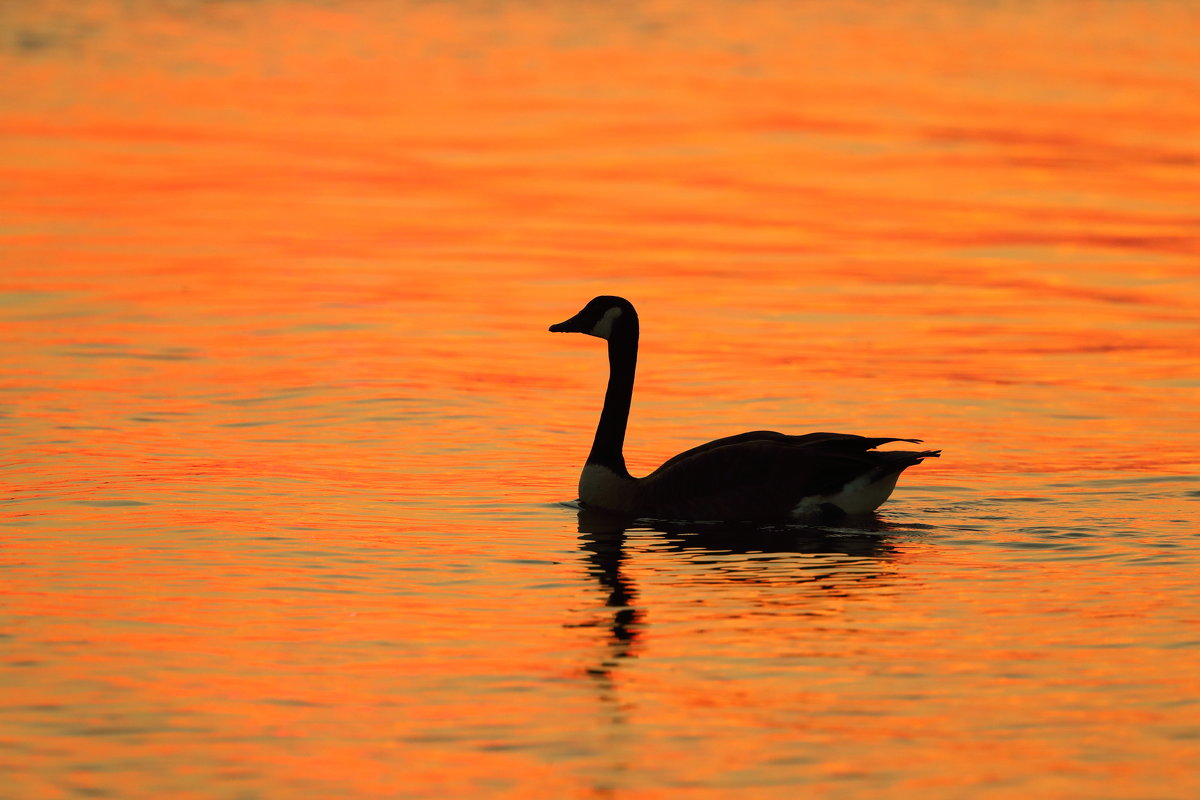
586,330 -> 638,476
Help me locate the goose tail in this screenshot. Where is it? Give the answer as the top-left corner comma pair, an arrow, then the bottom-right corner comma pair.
875,448 -> 941,471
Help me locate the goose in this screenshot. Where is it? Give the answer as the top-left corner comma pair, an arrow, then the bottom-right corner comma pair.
549,296 -> 940,522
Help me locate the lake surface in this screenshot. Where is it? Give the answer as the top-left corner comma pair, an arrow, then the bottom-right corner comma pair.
2,1 -> 1199,797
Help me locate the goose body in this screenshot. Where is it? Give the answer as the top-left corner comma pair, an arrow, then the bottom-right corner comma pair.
550,296 -> 940,522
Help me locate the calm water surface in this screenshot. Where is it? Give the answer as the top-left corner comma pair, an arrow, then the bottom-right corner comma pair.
2,1 -> 1199,797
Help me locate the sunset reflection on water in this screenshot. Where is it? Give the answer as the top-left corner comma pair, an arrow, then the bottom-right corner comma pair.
2,1 -> 1199,798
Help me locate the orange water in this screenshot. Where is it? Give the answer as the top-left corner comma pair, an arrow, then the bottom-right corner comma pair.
2,1 -> 1199,798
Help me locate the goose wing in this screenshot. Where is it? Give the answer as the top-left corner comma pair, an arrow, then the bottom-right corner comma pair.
636,432 -> 937,521
652,430 -> 923,472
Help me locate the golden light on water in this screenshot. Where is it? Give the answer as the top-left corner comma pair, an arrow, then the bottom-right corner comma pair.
2,1 -> 1199,797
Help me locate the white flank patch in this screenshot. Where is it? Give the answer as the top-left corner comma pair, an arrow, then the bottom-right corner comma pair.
588,306 -> 623,340
790,471 -> 902,518
579,463 -> 634,513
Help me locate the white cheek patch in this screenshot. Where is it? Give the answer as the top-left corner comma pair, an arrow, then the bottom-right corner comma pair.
588,306 -> 623,340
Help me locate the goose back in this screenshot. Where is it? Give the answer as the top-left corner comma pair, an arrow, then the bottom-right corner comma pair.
632,432 -> 939,521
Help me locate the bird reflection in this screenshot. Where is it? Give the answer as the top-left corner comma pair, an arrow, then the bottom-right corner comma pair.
572,507 -> 905,680
569,507 -> 910,793
575,509 -> 644,680
647,516 -> 900,562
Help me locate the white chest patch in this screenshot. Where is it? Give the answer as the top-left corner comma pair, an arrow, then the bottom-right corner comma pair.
579,463 -> 635,513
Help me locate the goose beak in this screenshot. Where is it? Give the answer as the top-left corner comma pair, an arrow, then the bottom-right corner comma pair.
549,314 -> 584,333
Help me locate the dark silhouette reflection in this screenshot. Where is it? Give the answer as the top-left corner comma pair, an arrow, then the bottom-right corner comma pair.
575,509 -> 644,679
569,507 -> 912,793
646,516 -> 901,561
572,507 -> 906,676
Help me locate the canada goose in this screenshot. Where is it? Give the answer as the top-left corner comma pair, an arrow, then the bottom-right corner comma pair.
550,296 -> 940,522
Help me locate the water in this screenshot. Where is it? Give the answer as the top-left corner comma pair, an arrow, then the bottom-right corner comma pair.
2,1 -> 1199,797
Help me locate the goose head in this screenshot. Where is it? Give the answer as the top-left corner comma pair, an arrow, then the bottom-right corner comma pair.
549,295 -> 638,341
